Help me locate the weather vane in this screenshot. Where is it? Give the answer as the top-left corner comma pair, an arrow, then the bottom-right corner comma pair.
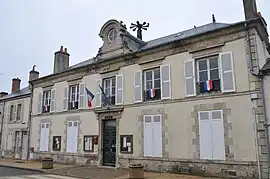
130,21 -> 149,40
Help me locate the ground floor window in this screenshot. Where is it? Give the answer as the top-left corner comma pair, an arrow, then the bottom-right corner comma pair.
198,110 -> 225,160
143,114 -> 162,157
39,123 -> 49,152
7,131 -> 13,150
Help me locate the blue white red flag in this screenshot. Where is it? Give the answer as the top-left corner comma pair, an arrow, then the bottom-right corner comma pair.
85,87 -> 95,108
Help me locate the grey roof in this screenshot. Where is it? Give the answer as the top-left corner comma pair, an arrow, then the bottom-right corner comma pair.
261,58 -> 270,72
67,22 -> 231,70
0,87 -> 31,101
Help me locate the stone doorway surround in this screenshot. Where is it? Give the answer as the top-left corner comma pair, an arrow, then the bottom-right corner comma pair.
95,106 -> 123,167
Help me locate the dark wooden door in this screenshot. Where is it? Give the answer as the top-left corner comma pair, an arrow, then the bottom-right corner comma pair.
103,120 -> 116,166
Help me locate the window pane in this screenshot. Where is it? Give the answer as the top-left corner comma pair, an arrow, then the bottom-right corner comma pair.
199,71 -> 208,81
154,79 -> 160,89
146,81 -> 152,89
210,69 -> 219,80
105,80 -> 110,88
199,60 -> 207,70
145,71 -> 152,81
112,87 -> 115,95
112,78 -> 116,87
154,69 -> 160,79
209,57 -> 218,69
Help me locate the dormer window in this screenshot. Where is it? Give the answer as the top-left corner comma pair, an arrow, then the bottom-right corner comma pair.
108,29 -> 117,43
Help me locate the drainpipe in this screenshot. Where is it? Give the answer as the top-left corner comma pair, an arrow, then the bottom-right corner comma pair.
0,101 -> 5,158
245,22 -> 270,177
26,81 -> 34,161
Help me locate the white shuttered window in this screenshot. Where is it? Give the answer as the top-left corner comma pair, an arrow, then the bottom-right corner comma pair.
143,114 -> 162,157
66,121 -> 79,153
198,110 -> 225,160
39,123 -> 50,152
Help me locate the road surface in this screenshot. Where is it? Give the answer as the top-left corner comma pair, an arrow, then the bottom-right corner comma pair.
0,166 -> 79,179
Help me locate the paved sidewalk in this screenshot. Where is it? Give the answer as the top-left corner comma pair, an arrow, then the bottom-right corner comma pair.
0,159 -> 220,179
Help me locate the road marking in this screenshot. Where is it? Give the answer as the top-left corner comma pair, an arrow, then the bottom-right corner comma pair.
0,174 -> 80,179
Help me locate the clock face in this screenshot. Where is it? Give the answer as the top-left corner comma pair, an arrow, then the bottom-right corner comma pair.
108,29 -> 117,43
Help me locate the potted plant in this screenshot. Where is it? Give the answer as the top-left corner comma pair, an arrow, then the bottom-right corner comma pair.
129,163 -> 144,179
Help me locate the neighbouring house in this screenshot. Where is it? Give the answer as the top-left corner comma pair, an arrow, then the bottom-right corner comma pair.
29,0 -> 270,178
0,67 -> 39,160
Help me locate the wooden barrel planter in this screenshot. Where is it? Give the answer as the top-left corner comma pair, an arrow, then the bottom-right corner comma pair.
129,163 -> 144,179
41,157 -> 54,169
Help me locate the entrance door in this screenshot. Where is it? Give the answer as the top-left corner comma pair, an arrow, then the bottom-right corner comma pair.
21,131 -> 28,160
103,120 -> 116,167
14,131 -> 22,159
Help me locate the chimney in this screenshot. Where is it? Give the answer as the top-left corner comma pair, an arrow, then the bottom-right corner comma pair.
11,78 -> 21,93
0,92 -> 8,98
243,0 -> 258,20
29,65 -> 39,82
53,46 -> 70,74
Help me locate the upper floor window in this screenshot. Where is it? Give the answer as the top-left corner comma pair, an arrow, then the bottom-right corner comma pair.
9,105 -> 14,121
103,77 -> 116,106
43,90 -> 51,113
196,56 -> 220,94
69,85 -> 79,110
108,29 -> 117,43
16,104 -> 22,121
143,68 -> 161,101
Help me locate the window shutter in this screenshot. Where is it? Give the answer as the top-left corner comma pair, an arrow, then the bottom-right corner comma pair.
7,105 -> 10,122
39,123 -> 45,151
160,64 -> 171,99
152,115 -> 162,157
20,103 -> 24,122
184,59 -> 196,97
37,92 -> 42,114
116,74 -> 124,105
79,83 -> 85,109
95,79 -> 101,107
219,52 -> 235,93
143,115 -> 152,157
134,71 -> 142,103
198,111 -> 212,160
50,89 -> 56,112
63,87 -> 68,111
13,105 -> 17,121
211,110 -> 225,160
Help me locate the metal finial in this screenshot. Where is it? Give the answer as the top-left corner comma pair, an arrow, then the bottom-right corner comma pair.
130,21 -> 149,40
212,14 -> 216,23
32,65 -> 36,71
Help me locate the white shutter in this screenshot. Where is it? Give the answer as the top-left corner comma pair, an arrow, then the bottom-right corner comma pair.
39,123 -> 45,151
13,105 -> 17,121
211,110 -> 225,160
37,92 -> 42,114
7,131 -> 13,150
20,103 -> 24,122
184,59 -> 196,97
44,123 -> 50,151
219,52 -> 235,93
134,71 -> 142,103
79,83 -> 85,109
95,79 -> 101,107
7,105 -> 10,122
50,89 -> 56,112
63,87 -> 68,111
115,74 -> 124,105
153,115 -> 162,157
160,65 -> 171,99
67,121 -> 78,153
199,111 -> 212,160
143,116 -> 152,157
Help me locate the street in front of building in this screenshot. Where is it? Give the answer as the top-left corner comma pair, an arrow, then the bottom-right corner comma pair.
0,166 -> 79,179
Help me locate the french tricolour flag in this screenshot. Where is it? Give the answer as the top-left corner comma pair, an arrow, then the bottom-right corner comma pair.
149,88 -> 155,98
204,80 -> 213,91
85,87 -> 95,108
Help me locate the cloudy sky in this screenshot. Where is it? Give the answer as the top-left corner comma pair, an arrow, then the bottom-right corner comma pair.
0,0 -> 269,93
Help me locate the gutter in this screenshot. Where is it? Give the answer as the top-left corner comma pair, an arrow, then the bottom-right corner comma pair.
245,22 -> 270,178
26,82 -> 34,161
0,101 -> 5,158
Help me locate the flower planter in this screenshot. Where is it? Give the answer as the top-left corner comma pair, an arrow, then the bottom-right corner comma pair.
129,163 -> 144,179
41,157 -> 54,169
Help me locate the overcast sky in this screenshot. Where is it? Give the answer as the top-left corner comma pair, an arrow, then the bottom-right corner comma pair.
0,0 -> 269,93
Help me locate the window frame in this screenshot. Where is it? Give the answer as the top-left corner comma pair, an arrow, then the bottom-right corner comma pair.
16,104 -> 22,121
108,28 -> 117,43
83,135 -> 95,152
9,105 -> 14,121
52,136 -> 61,151
43,90 -> 51,113
69,84 -> 79,110
120,135 -> 133,154
102,76 -> 116,106
143,67 -> 161,101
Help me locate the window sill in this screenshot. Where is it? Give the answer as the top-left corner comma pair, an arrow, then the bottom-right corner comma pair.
120,151 -> 133,154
